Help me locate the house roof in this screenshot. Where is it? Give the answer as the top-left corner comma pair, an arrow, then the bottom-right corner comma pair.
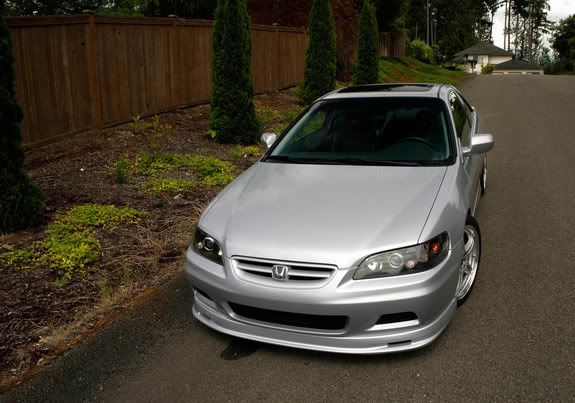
493,58 -> 542,70
455,43 -> 512,57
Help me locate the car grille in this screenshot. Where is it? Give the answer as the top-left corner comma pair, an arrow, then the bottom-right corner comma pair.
228,302 -> 348,330
233,257 -> 336,282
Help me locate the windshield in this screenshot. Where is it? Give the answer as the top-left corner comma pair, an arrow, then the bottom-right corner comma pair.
266,98 -> 454,166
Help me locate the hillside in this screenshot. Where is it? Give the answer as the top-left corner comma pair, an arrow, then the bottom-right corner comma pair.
379,57 -> 470,86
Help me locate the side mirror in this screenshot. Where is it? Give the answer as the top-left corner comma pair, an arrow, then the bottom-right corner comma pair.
261,133 -> 277,149
462,134 -> 494,157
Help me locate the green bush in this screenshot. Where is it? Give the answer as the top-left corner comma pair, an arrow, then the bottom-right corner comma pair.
209,0 -> 260,144
301,0 -> 337,104
114,155 -> 130,184
481,63 -> 495,74
406,40 -> 435,64
0,5 -> 44,232
355,0 -> 379,85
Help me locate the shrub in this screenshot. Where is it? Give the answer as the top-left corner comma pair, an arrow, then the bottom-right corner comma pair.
481,63 -> 495,74
129,115 -> 152,133
301,0 -> 337,104
355,0 -> 379,85
209,0 -> 260,144
0,5 -> 44,231
114,155 -> 130,184
407,39 -> 435,64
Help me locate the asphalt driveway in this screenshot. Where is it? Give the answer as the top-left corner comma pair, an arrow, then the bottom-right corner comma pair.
3,75 -> 574,402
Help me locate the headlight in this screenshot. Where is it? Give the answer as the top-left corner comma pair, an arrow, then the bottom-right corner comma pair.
192,227 -> 224,265
353,233 -> 449,280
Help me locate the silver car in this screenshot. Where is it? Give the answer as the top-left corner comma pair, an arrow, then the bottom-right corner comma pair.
185,83 -> 494,354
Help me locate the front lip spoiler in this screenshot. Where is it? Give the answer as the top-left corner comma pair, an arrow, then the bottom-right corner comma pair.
191,293 -> 457,355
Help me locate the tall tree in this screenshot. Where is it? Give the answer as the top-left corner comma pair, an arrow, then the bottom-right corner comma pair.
507,0 -> 551,62
0,0 -> 44,231
432,0 -> 479,60
209,0 -> 259,144
355,0 -> 379,84
552,14 -> 575,71
301,0 -> 336,104
375,0 -> 407,34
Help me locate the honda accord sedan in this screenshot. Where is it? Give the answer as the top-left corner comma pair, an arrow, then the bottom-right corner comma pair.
185,83 -> 494,354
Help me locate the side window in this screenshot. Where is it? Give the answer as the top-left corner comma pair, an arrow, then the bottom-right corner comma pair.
449,92 -> 471,147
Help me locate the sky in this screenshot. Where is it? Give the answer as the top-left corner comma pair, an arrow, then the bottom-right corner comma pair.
492,0 -> 574,49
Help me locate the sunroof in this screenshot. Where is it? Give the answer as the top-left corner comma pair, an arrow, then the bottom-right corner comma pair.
338,84 -> 434,93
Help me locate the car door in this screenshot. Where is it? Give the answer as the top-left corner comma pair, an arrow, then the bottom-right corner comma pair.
449,91 -> 482,213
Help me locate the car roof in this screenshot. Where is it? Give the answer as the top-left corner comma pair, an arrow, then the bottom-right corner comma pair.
321,83 -> 453,101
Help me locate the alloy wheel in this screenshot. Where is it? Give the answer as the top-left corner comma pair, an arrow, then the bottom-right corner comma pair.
456,225 -> 480,300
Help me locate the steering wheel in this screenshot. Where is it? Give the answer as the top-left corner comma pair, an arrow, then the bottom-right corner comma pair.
390,136 -> 441,153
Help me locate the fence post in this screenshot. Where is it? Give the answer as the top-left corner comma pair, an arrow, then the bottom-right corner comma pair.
84,11 -> 103,128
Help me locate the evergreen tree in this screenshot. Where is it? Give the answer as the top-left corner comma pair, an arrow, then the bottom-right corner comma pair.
301,0 -> 336,104
0,1 -> 43,231
209,0 -> 260,144
552,14 -> 574,71
355,0 -> 379,84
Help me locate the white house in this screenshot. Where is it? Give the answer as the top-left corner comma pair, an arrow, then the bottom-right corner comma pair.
492,59 -> 544,75
454,43 -> 513,74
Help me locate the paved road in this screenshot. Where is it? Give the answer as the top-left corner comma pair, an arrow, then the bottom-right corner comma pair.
3,76 -> 575,402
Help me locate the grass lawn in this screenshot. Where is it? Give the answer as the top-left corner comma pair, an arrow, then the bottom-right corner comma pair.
379,56 -> 470,86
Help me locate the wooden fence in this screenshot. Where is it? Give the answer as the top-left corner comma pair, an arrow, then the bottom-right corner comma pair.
7,15 -> 307,148
379,32 -> 406,57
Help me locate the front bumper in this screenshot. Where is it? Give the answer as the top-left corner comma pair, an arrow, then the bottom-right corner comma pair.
184,245 -> 462,354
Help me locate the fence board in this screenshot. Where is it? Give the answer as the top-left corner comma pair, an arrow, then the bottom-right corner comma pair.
8,15 -> 401,148
7,15 -> 308,148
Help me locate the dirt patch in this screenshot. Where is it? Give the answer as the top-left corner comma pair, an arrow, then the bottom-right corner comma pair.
0,89 -> 300,392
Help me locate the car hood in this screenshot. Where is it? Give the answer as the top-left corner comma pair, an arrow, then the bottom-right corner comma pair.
200,162 -> 447,269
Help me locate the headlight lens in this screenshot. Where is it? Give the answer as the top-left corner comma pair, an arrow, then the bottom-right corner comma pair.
353,233 -> 449,280
192,227 -> 223,265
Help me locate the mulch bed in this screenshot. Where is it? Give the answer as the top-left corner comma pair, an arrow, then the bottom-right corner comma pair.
0,90 -> 299,392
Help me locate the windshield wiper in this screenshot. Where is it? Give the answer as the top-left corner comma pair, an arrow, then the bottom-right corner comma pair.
264,155 -> 334,164
265,155 -> 421,166
333,158 -> 421,166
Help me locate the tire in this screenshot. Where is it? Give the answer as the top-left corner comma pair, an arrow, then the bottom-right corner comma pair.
456,216 -> 482,307
480,157 -> 487,196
